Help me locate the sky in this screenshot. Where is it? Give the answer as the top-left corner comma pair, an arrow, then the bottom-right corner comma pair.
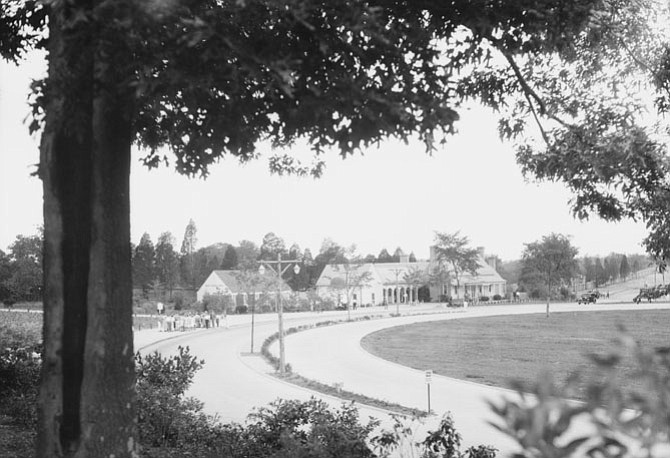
0,53 -> 650,262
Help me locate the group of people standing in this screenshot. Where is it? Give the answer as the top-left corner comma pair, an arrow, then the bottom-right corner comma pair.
158,309 -> 228,332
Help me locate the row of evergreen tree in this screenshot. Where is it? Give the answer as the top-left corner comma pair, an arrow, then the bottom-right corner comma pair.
503,252 -> 652,292
0,222 -> 653,304
0,222 -> 422,304
580,253 -> 649,287
131,219 -> 420,295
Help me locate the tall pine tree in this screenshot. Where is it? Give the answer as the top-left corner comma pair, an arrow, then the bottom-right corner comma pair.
620,254 -> 631,281
180,219 -> 198,290
155,232 -> 179,297
132,233 -> 156,293
220,245 -> 238,270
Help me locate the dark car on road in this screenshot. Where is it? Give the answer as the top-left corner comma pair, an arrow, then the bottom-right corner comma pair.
577,291 -> 599,305
633,284 -> 670,303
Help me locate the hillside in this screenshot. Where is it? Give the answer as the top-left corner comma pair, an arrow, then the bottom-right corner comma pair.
579,267 -> 669,303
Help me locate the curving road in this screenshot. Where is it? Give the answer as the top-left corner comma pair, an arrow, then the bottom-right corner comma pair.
138,308 -> 410,424
139,301 -> 670,456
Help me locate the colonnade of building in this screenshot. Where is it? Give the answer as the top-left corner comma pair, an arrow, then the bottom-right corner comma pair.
382,285 -> 420,304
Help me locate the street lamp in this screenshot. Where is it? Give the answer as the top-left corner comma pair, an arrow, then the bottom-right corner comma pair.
258,254 -> 300,374
249,278 -> 257,354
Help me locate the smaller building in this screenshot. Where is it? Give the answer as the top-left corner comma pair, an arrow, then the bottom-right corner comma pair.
196,270 -> 292,306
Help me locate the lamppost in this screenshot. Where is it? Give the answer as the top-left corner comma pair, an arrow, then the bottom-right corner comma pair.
249,292 -> 255,353
258,253 -> 300,374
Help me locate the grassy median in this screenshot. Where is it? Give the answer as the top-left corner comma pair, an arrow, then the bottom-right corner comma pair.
361,309 -> 670,399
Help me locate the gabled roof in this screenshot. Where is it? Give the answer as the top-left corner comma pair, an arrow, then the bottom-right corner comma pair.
211,270 -> 243,292
372,262 -> 430,284
456,257 -> 506,285
315,256 -> 506,288
201,270 -> 292,293
315,263 -> 381,288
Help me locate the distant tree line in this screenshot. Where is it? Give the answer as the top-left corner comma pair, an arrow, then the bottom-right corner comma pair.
579,253 -> 649,287
1,224 -> 652,307
501,236 -> 652,300
130,221 -> 421,300
0,222 -> 425,307
0,230 -> 43,304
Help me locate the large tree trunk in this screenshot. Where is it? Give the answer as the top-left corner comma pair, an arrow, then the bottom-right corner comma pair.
38,2 -> 137,456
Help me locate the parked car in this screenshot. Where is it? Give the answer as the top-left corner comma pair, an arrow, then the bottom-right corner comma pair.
633,284 -> 670,303
577,291 -> 599,305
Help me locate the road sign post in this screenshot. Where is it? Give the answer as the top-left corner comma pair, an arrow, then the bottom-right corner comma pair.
425,370 -> 433,414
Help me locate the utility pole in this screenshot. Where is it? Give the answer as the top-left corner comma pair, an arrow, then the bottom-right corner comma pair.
258,253 -> 300,374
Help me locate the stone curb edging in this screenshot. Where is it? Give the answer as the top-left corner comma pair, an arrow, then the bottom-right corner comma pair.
258,309 -> 474,417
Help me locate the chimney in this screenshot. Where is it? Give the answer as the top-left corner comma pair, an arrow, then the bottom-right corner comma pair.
477,246 -> 485,257
429,246 -> 438,262
486,256 -> 497,270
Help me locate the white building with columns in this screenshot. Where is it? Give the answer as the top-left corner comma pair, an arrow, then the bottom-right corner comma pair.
315,248 -> 507,306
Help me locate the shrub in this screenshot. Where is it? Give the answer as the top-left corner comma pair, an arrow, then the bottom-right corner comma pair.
465,445 -> 498,458
135,346 -> 238,456
559,286 -> 572,300
313,296 -> 336,311
0,344 -> 41,427
243,398 -> 379,457
235,304 -> 248,314
492,294 -> 502,301
0,317 -> 42,427
1,316 -> 497,458
370,412 -> 497,458
201,293 -> 233,313
480,296 -> 489,302
172,291 -> 186,310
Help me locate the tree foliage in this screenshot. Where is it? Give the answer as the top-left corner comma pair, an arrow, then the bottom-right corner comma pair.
429,263 -> 452,302
593,257 -> 607,288
1,231 -> 43,303
474,1 -> 670,262
259,232 -> 287,261
220,245 -> 238,270
155,232 -> 180,296
179,219 -> 198,290
326,263 -> 372,318
620,254 -> 631,280
5,0 -> 670,455
403,267 -> 428,303
520,233 -> 578,300
433,231 -> 480,292
232,240 -> 259,271
315,238 -> 348,266
132,233 -> 156,292
377,249 -> 393,263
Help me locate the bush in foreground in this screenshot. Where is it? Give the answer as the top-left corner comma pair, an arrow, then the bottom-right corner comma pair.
136,346 -> 497,457
0,317 -> 41,428
371,413 -> 497,458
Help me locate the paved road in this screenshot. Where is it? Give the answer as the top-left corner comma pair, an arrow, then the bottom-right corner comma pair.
138,307 -> 417,424
139,301 -> 670,456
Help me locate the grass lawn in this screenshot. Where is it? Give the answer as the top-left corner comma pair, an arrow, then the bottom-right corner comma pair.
361,310 -> 670,398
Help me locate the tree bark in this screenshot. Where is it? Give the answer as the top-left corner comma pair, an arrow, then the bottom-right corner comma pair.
37,2 -> 137,456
